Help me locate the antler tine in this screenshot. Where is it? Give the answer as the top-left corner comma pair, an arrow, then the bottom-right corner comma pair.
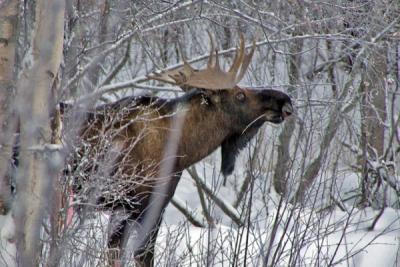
178,42 -> 188,65
148,31 -> 256,90
178,42 -> 195,77
206,31 -> 223,71
206,31 -> 217,68
234,39 -> 256,83
228,33 -> 245,75
214,49 -> 221,69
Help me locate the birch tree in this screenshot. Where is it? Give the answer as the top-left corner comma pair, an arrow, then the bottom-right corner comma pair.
0,0 -> 19,216
8,0 -> 65,266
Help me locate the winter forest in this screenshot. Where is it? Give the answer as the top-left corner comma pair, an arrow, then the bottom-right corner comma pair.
1,0 -> 400,266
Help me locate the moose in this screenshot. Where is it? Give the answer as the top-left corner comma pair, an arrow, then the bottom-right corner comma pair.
64,33 -> 293,266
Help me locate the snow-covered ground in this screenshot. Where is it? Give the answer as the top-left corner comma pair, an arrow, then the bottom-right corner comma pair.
157,209 -> 400,267
1,160 -> 399,266
156,168 -> 400,267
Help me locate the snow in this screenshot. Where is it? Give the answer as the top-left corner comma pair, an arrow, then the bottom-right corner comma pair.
157,161 -> 400,267
1,162 -> 399,266
0,213 -> 16,267
55,212 -> 110,267
1,160 -> 399,266
158,207 -> 400,267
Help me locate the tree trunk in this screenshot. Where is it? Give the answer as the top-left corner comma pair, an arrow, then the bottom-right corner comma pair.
272,37 -> 302,196
82,0 -> 110,94
12,0 -> 65,265
272,61 -> 298,195
363,47 -> 387,156
360,45 -> 388,207
0,0 -> 19,215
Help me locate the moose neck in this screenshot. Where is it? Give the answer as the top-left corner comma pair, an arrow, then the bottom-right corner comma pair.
170,93 -> 233,170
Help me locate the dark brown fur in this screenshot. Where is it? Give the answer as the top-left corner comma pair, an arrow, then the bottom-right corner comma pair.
64,86 -> 292,266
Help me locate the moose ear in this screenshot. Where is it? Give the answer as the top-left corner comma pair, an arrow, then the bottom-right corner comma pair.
221,127 -> 259,184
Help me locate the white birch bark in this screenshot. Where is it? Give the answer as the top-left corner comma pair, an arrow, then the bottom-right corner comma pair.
12,1 -> 65,265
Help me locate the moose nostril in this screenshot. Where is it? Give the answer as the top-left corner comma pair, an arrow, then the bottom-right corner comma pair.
282,103 -> 293,118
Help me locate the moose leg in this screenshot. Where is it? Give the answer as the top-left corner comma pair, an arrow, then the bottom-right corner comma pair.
133,172 -> 182,266
133,210 -> 164,267
107,172 -> 182,266
107,205 -> 167,267
107,213 -> 130,266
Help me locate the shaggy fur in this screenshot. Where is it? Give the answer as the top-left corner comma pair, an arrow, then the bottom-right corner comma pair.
63,87 -> 292,266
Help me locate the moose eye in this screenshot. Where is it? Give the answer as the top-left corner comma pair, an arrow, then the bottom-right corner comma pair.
236,92 -> 246,102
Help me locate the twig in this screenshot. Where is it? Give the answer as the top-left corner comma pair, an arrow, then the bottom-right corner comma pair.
187,167 -> 244,226
368,207 -> 386,231
62,1 -> 200,93
171,196 -> 205,228
98,42 -> 131,88
76,34 -> 356,101
188,166 -> 215,227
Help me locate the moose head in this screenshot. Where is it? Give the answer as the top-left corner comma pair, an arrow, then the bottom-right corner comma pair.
148,32 -> 293,177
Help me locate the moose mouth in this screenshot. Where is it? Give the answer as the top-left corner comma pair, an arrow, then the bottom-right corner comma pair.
269,115 -> 285,124
266,102 -> 293,124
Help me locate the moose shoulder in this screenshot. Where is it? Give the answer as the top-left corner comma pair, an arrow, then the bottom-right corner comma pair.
66,33 -> 293,266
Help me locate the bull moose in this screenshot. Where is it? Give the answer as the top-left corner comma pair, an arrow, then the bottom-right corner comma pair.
64,33 -> 293,266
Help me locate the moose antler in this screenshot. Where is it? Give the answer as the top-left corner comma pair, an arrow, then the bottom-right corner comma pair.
148,32 -> 256,90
